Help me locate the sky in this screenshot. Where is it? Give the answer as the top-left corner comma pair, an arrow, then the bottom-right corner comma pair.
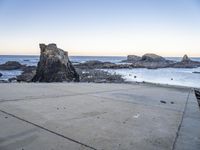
0,0 -> 200,56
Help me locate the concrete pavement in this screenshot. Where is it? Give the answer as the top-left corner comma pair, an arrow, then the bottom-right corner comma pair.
0,83 -> 199,150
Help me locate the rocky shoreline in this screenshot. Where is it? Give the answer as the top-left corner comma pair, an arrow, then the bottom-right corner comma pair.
75,54 -> 200,69
0,45 -> 200,83
0,44 -> 125,83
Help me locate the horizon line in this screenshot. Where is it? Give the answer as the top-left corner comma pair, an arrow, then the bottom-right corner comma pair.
0,54 -> 200,58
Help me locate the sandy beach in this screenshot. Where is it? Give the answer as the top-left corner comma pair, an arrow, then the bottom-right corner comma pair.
0,82 -> 199,150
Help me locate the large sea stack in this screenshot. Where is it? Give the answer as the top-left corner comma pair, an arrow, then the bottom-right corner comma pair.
32,43 -> 79,82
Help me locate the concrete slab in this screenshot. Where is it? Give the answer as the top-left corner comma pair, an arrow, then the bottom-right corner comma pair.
91,86 -> 189,112
0,83 -> 77,102
0,111 -> 92,150
0,83 -> 142,102
174,91 -> 200,150
0,83 -> 199,150
0,95 -> 182,150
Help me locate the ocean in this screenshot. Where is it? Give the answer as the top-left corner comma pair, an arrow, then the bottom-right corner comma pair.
0,55 -> 200,88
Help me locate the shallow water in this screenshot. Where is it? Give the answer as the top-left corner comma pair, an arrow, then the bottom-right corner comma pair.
105,67 -> 200,88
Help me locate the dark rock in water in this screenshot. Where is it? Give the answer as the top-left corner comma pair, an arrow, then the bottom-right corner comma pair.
128,55 -> 141,62
75,53 -> 199,70
0,61 -> 25,70
193,71 -> 200,74
172,55 -> 200,68
17,66 -> 37,82
75,60 -> 117,69
0,72 -> 2,77
32,43 -> 79,82
141,53 -> 165,62
122,55 -> 141,63
131,54 -> 174,69
122,53 -> 174,69
133,61 -> 173,69
181,54 -> 191,62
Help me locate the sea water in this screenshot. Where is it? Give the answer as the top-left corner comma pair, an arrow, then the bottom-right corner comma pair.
105,67 -> 200,88
0,55 -> 200,88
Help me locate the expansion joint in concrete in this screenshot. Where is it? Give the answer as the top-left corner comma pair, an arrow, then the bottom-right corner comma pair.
172,88 -> 192,150
0,109 -> 98,150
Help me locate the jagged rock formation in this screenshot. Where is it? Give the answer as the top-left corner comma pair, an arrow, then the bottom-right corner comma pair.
172,54 -> 200,68
32,43 -> 79,82
181,54 -> 191,62
0,61 -> 25,70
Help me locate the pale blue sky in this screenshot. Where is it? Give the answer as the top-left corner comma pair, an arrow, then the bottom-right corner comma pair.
0,0 -> 200,56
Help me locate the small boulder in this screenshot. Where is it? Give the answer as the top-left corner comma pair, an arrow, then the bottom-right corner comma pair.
32,43 -> 79,82
0,72 -> 2,77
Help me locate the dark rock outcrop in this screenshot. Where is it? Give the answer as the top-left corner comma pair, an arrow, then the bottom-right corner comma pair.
120,53 -> 174,69
122,55 -> 141,63
193,71 -> 200,74
75,53 -> 200,70
0,61 -> 25,70
141,53 -> 165,62
128,55 -> 141,62
182,54 -> 191,62
76,68 -> 124,83
32,43 -> 79,82
0,72 -> 2,77
75,60 -> 117,69
17,66 -> 37,82
172,55 -> 200,68
133,53 -> 174,69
